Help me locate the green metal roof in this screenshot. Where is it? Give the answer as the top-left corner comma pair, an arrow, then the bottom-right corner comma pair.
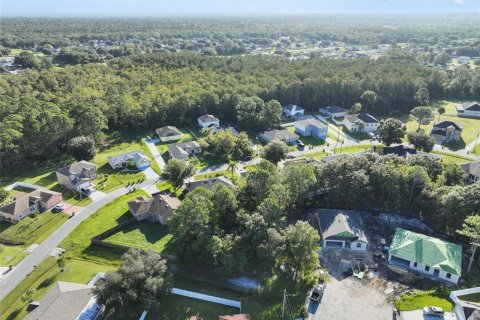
389,228 -> 462,276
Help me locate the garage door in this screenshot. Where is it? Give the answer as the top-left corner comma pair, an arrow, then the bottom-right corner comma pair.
390,255 -> 410,268
325,240 -> 344,248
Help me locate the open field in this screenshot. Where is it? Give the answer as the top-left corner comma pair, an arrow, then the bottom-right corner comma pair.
0,211 -> 69,245
104,221 -> 176,254
0,257 -> 115,320
394,290 -> 453,312
60,190 -> 149,265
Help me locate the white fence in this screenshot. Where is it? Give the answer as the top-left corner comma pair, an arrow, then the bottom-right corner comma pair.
171,288 -> 241,309
5,181 -> 45,191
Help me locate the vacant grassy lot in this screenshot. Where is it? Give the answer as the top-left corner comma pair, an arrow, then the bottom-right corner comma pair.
0,257 -> 115,320
0,211 -> 69,245
431,151 -> 472,164
394,290 -> 453,312
334,144 -> 373,154
94,168 -> 145,193
60,190 -> 148,265
0,244 -> 28,267
104,221 -> 176,254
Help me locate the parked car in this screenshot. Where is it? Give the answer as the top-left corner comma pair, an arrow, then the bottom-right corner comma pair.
423,306 -> 444,317
297,142 -> 305,151
309,283 -> 324,303
243,155 -> 253,162
146,135 -> 152,141
52,203 -> 65,213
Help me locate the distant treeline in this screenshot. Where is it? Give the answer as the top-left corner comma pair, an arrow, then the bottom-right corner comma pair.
0,51 -> 479,170
1,16 -> 479,49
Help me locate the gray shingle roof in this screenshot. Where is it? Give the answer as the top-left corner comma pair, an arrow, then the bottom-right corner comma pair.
318,211 -> 368,243
156,126 -> 182,137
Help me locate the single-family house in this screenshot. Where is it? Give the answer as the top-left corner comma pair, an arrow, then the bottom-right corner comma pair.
294,119 -> 328,140
56,161 -> 97,195
183,176 -> 234,195
156,126 -> 183,142
461,161 -> 480,183
219,315 -> 250,320
127,192 -> 181,224
0,189 -> 63,223
283,104 -> 304,118
167,141 -> 202,160
379,145 -> 417,158
388,228 -> 462,284
319,106 -> 348,118
259,129 -> 299,144
343,113 -> 379,133
317,211 -> 368,251
457,102 -> 480,118
107,151 -> 150,170
431,121 -> 463,142
450,287 -> 480,320
198,114 -> 220,129
24,281 -> 99,320
321,153 -> 354,164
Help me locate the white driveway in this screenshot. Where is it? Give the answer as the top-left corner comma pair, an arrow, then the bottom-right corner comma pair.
144,138 -> 166,171
398,310 -> 457,320
89,190 -> 107,201
142,167 -> 160,180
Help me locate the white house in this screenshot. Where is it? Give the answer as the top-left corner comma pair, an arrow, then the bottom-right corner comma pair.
283,104 -> 304,118
317,211 -> 368,251
343,113 -> 379,133
319,106 -> 348,118
294,119 -> 328,140
259,129 -> 299,144
450,287 -> 480,320
167,141 -> 202,160
457,102 -> 480,118
198,114 -> 220,129
107,151 -> 150,170
388,228 -> 462,284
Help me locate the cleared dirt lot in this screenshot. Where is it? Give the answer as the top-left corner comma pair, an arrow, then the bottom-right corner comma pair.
309,276 -> 393,320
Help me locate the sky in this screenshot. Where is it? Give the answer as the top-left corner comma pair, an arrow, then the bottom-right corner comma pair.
1,0 -> 479,17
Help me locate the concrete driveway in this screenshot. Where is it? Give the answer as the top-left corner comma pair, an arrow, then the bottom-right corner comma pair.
89,190 -> 107,201
144,138 -> 166,170
309,277 -> 392,320
63,204 -> 84,216
142,167 -> 160,180
398,310 -> 457,320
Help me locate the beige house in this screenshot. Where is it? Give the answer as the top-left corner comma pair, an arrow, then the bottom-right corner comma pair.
0,189 -> 63,223
259,129 -> 299,144
107,151 -> 150,170
56,161 -> 97,195
461,161 -> 480,183
168,141 -> 202,160
128,192 -> 181,224
156,126 -> 183,142
198,114 -> 220,129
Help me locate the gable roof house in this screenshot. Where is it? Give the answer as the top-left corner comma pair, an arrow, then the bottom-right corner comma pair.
24,281 -> 98,320
283,104 -> 304,118
0,189 -> 63,223
107,150 -> 150,170
198,114 -> 220,129
156,126 -> 183,142
317,211 -> 368,251
388,228 -> 462,284
183,176 -> 234,195
294,119 -> 328,140
56,161 -> 97,195
319,106 -> 348,118
128,192 -> 181,224
259,129 -> 299,144
461,161 -> 480,183
378,145 -> 417,158
168,141 -> 202,161
431,121 -> 463,142
343,113 -> 379,133
457,102 -> 480,118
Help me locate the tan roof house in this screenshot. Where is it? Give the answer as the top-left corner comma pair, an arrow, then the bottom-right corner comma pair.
56,161 -> 97,195
156,126 -> 183,142
0,189 -> 63,223
198,114 -> 220,129
168,141 -> 202,161
128,192 -> 181,224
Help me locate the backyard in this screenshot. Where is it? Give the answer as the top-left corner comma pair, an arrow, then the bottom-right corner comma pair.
394,289 -> 453,312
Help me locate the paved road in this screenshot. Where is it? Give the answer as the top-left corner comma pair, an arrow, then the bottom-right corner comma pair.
0,179 -> 157,301
144,138 -> 166,170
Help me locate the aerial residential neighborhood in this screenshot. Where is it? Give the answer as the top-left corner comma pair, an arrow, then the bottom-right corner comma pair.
0,2 -> 480,320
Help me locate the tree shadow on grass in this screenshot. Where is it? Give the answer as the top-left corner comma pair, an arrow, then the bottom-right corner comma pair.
5,308 -> 23,320
442,138 -> 467,151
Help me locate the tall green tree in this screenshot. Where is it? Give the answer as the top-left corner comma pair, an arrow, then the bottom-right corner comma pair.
410,107 -> 434,131
161,159 -> 195,187
457,215 -> 480,274
407,131 -> 435,152
376,118 -> 404,146
93,249 -> 172,320
415,87 -> 430,106
262,140 -> 289,164
67,136 -> 96,161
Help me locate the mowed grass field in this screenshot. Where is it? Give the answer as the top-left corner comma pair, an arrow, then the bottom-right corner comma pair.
104,221 -> 176,254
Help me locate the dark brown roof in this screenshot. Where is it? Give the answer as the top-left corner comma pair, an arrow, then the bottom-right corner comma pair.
0,189 -> 62,216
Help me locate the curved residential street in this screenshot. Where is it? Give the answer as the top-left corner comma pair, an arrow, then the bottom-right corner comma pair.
0,178 -> 157,301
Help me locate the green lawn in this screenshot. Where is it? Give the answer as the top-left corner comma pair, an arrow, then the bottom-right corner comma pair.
342,128 -> 370,141
0,244 -> 28,267
104,221 -> 176,254
194,169 -> 237,182
0,211 -> 69,245
56,188 -> 93,206
0,257 -> 115,320
431,151 -> 472,164
60,189 -> 148,265
395,290 -> 453,312
474,144 -> 480,155
94,167 -> 146,193
334,144 -> 373,154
